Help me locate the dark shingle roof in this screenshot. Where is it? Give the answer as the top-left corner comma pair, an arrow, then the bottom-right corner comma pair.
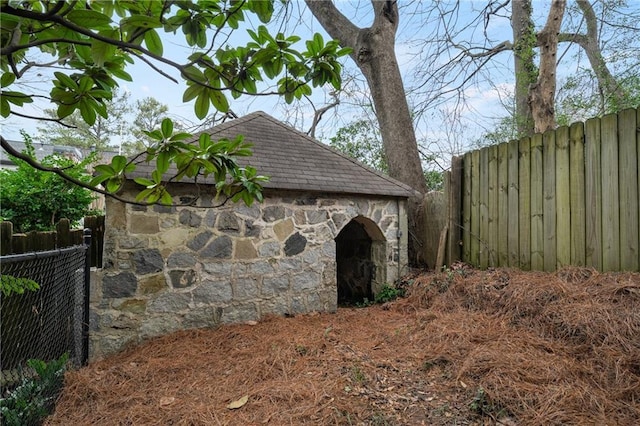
129,111 -> 415,198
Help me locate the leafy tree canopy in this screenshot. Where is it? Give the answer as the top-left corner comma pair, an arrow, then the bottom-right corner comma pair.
328,119 -> 387,173
328,118 -> 444,192
0,132 -> 97,232
126,96 -> 176,155
0,0 -> 350,206
37,88 -> 131,150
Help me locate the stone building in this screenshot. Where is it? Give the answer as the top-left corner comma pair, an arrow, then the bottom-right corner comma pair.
90,112 -> 415,359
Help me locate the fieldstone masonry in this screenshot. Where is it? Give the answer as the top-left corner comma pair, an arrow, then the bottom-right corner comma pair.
90,185 -> 408,360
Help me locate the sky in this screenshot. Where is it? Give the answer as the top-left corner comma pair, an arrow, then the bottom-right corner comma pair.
2,0 -> 636,169
1,1 -> 516,154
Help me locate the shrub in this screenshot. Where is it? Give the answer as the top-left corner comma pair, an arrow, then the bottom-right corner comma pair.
374,284 -> 405,304
0,353 -> 69,426
0,133 -> 97,232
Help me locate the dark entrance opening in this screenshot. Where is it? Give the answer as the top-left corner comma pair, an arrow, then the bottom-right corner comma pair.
336,220 -> 372,304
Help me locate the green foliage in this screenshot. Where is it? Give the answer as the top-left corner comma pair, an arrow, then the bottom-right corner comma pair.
374,284 -> 405,304
424,170 -> 444,192
355,284 -> 405,307
329,119 -> 387,173
0,275 -> 40,297
469,387 -> 507,418
91,118 -> 268,205
1,0 -> 350,207
476,69 -> 640,146
0,133 -> 96,232
349,364 -> 367,384
124,97 -> 175,155
354,297 -> 374,308
329,118 -> 444,191
0,353 -> 69,426
36,89 -> 131,150
557,71 -> 640,125
473,115 -> 520,149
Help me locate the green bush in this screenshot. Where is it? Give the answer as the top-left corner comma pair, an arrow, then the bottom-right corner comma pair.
374,284 -> 405,304
0,353 -> 69,426
0,132 -> 97,232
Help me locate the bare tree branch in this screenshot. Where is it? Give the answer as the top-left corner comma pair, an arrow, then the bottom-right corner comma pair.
307,95 -> 340,138
10,111 -> 76,127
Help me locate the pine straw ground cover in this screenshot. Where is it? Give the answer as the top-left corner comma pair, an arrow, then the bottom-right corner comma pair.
46,266 -> 640,425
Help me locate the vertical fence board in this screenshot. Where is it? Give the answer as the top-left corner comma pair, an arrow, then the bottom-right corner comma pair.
570,122 -> 586,266
456,106 -> 638,273
601,113 -> 620,271
618,108 -> 639,271
70,229 -> 83,245
556,126 -> 571,268
24,233 -> 36,252
543,130 -> 557,272
36,231 -> 57,251
84,214 -> 106,268
0,221 -> 13,255
56,219 -> 71,248
447,156 -> 463,264
97,215 -> 105,267
497,143 -> 509,266
84,215 -> 98,267
462,153 -> 472,263
519,138 -> 531,270
585,117 -> 603,270
488,145 -> 498,268
443,171 -> 451,268
479,148 -> 490,268
530,134 -> 544,270
508,140 -> 520,266
13,234 -> 27,253
470,150 -> 481,266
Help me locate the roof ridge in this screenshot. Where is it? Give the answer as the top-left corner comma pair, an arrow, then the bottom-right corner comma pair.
129,111 -> 416,198
192,111 -> 265,139
255,112 -> 418,195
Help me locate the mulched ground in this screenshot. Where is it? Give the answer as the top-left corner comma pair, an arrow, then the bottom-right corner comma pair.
46,265 -> 640,425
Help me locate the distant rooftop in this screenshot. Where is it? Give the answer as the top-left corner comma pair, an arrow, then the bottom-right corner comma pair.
0,140 -> 118,168
128,111 -> 416,198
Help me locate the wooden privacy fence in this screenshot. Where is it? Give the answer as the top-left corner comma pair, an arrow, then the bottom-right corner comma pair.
450,107 -> 639,272
0,216 -> 105,267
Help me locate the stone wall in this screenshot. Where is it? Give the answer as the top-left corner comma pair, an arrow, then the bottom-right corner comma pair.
90,184 -> 409,360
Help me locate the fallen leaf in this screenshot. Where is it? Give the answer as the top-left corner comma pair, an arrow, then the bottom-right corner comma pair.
227,395 -> 249,409
159,397 -> 175,407
459,380 -> 467,388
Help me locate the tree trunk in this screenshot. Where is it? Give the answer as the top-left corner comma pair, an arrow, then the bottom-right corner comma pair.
511,0 -> 536,136
529,0 -> 566,133
571,0 -> 627,112
305,0 -> 427,194
305,0 -> 429,266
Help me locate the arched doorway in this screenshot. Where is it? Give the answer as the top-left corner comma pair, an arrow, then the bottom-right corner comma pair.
335,216 -> 387,305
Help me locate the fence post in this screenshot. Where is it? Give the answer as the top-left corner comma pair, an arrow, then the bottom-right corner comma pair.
57,218 -> 71,248
1,221 -> 13,255
82,228 -> 91,366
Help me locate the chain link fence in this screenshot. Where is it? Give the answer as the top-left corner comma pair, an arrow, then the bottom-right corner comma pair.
1,241 -> 90,395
